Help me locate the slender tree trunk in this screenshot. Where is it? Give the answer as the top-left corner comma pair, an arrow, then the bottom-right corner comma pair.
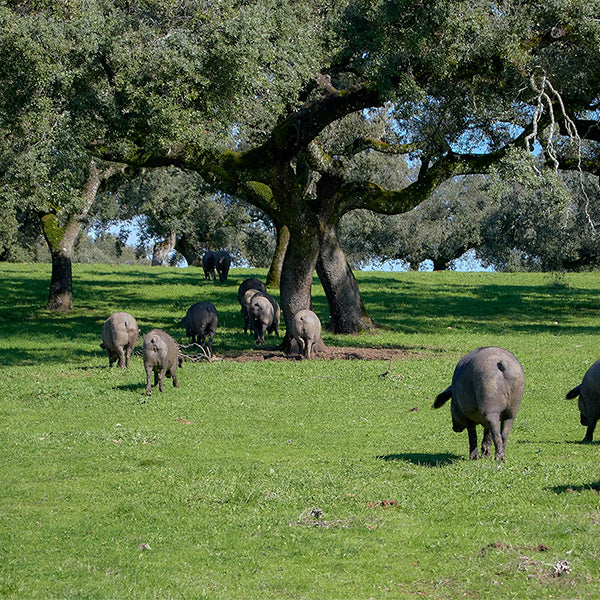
151,232 -> 176,266
266,224 -> 289,290
41,160 -> 122,311
432,258 -> 448,271
41,210 -> 80,312
46,244 -> 74,311
316,221 -> 375,333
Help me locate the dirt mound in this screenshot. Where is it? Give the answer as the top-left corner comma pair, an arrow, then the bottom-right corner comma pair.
220,346 -> 422,363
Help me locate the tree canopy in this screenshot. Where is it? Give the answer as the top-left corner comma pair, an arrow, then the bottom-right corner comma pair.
478,154 -> 600,271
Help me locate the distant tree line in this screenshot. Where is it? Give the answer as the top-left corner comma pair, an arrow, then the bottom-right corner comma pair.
339,166 -> 600,273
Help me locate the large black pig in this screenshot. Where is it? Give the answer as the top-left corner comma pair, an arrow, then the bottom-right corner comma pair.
433,346 -> 525,461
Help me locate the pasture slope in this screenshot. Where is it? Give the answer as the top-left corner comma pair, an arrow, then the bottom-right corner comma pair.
1,263 -> 600,599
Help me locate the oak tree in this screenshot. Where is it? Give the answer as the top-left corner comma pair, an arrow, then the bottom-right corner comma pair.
3,1 -> 600,329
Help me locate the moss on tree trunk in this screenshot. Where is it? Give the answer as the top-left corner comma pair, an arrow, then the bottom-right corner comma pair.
40,160 -> 123,311
266,224 -> 289,290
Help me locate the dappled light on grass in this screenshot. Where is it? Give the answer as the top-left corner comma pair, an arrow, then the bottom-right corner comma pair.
4,265 -> 600,367
358,271 -> 600,336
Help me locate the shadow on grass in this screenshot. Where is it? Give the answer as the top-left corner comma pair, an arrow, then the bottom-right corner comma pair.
377,452 -> 461,467
516,439 -> 600,446
4,265 -> 600,367
565,438 -> 600,446
113,383 -> 146,394
357,277 -> 600,336
0,347 -> 102,366
549,482 -> 600,494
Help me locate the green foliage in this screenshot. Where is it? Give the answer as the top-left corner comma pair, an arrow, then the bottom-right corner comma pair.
3,264 -> 600,597
0,196 -> 20,259
80,0 -> 330,150
0,191 -> 46,262
96,166 -> 276,266
0,0 -> 332,250
0,2 -> 105,213
317,108 -> 411,187
478,151 -> 600,271
334,0 -> 600,163
339,164 -> 600,273
2,0 -> 600,326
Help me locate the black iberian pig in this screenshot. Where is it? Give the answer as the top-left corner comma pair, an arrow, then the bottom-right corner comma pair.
433,346 -> 525,461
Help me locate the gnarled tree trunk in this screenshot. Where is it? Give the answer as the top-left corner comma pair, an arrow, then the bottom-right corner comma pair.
175,233 -> 202,267
278,223 -> 321,353
316,221 -> 374,333
151,231 -> 176,266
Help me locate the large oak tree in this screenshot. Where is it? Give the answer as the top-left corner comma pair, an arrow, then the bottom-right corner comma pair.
2,1 -> 600,329
98,0 -> 600,340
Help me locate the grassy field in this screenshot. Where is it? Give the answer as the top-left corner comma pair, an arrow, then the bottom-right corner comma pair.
2,263 -> 600,599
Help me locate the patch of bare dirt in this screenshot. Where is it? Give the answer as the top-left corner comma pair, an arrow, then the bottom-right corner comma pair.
218,345 -> 425,363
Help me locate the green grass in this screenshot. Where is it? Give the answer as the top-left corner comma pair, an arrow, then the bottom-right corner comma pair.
2,263 -> 600,599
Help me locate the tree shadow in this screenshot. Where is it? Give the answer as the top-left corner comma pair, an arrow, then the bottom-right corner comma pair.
5,266 -> 600,369
0,347 -> 102,367
377,452 -> 461,467
357,277 -> 600,336
549,482 -> 600,494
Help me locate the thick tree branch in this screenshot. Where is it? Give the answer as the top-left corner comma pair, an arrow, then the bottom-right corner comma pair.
344,137 -> 420,158
338,149 -> 509,216
61,160 -> 125,250
337,122 -> 539,216
93,82 -> 381,183
554,154 -> 600,176
565,118 -> 600,143
263,82 -> 381,161
303,140 -> 336,175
